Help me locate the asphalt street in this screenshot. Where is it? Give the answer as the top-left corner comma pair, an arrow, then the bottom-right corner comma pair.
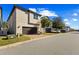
0,32 -> 79,55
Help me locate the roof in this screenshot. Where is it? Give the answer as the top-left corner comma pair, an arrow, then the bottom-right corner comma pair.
7,5 -> 42,21
14,5 -> 42,16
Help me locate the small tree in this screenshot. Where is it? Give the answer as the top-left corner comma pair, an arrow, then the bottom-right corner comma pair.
41,16 -> 52,28
2,21 -> 8,29
52,17 -> 65,29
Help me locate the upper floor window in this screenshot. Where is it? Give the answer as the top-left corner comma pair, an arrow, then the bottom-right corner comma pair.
33,13 -> 39,19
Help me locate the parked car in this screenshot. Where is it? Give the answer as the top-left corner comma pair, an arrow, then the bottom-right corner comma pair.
61,29 -> 67,33
51,28 -> 61,33
45,28 -> 51,33
57,29 -> 61,33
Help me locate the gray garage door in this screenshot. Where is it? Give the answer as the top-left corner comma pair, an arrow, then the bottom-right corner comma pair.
22,27 -> 37,34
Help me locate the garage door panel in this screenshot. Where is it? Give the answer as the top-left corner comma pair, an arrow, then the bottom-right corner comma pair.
22,27 -> 37,34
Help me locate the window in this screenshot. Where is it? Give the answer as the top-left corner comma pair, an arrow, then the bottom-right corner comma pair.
33,13 -> 38,19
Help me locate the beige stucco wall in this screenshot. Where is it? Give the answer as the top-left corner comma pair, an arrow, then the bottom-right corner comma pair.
8,8 -> 41,35
8,9 -> 16,34
16,8 -> 41,35
0,9 -> 1,19
16,8 -> 28,34
0,8 -> 1,13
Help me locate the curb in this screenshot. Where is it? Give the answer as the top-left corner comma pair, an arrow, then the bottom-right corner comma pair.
0,33 -> 65,50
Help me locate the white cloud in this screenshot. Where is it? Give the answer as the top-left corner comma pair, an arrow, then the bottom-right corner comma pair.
72,18 -> 78,21
37,8 -> 46,11
64,19 -> 70,25
65,22 -> 70,26
39,10 -> 58,17
29,8 -> 37,12
64,19 -> 69,22
29,8 -> 58,17
72,13 -> 78,16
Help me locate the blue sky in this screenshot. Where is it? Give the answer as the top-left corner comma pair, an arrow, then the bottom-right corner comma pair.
0,4 -> 79,29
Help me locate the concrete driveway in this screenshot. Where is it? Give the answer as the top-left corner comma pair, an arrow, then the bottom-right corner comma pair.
0,31 -> 79,55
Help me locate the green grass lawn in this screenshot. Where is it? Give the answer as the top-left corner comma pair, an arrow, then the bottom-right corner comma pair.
0,36 -> 31,46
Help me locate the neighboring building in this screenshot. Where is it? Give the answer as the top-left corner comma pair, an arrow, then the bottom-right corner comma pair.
7,5 -> 42,35
0,7 -> 7,36
0,7 -> 2,30
65,26 -> 70,32
61,26 -> 70,33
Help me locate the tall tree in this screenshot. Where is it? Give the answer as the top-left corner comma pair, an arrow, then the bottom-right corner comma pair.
41,16 -> 52,28
52,17 -> 65,29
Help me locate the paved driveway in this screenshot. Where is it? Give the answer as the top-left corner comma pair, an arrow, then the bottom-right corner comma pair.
0,32 -> 79,55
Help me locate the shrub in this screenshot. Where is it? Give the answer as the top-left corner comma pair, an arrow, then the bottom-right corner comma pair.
2,36 -> 8,40
7,35 -> 16,39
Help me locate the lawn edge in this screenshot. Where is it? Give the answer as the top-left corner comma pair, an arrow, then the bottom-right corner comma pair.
0,33 -> 66,50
